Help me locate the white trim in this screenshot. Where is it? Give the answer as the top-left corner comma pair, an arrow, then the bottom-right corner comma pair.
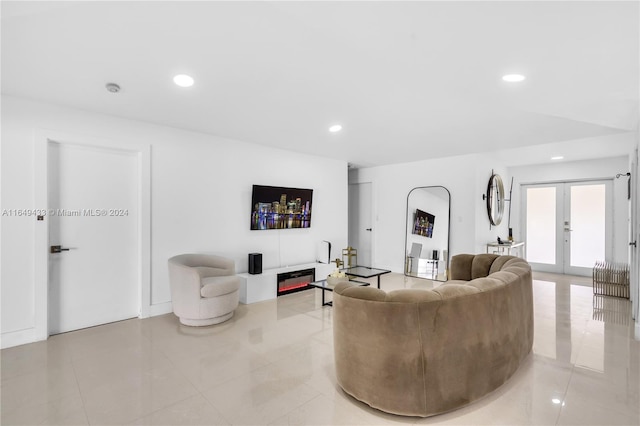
635,322 -> 640,342
1,328 -> 40,349
33,129 -> 151,341
138,147 -> 152,318
34,131 -> 49,342
519,176 -> 621,186
3,304 -> 172,349
149,302 -> 173,317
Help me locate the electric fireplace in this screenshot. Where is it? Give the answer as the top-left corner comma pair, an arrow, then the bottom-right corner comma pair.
277,268 -> 315,296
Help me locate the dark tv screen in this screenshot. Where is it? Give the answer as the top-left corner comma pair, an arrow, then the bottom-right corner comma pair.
251,185 -> 313,230
413,209 -> 435,238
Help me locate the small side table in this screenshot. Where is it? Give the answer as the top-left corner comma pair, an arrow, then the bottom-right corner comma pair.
340,266 -> 391,289
486,241 -> 526,258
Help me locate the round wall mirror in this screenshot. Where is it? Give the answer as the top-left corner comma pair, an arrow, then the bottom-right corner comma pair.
486,173 -> 504,226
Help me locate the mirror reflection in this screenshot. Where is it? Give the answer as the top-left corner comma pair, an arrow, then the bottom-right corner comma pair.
405,186 -> 451,281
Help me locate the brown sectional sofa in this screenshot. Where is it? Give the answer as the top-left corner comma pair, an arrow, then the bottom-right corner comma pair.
332,253 -> 533,417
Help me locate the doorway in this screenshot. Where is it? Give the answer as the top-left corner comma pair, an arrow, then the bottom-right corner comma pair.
34,133 -> 151,341
523,180 -> 613,276
48,142 -> 140,334
348,182 -> 372,267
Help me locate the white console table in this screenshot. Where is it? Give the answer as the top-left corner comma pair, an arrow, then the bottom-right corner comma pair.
486,241 -> 526,258
238,262 -> 335,304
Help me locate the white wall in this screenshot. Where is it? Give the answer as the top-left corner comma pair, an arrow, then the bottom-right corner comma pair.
1,96 -> 348,346
509,156 -> 630,263
349,151 -> 631,275
349,154 -> 510,273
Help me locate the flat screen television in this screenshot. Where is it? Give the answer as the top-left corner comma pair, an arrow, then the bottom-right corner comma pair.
251,185 -> 313,230
413,209 -> 435,238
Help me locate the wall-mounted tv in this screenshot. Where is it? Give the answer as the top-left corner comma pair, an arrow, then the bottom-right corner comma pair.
251,185 -> 313,230
413,209 -> 435,238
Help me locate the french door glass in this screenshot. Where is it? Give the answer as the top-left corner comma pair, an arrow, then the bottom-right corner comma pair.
524,180 -> 611,276
526,186 -> 557,265
568,184 -> 606,269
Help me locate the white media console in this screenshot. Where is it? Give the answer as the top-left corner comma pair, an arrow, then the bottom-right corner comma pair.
238,262 -> 335,304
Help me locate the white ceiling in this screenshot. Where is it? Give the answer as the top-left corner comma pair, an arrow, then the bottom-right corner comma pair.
2,1 -> 638,167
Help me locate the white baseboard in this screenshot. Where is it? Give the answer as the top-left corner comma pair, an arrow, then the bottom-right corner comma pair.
3,303 -> 173,349
1,327 -> 44,349
149,301 -> 173,317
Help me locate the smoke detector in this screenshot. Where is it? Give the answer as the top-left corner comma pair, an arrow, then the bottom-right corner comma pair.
105,83 -> 121,93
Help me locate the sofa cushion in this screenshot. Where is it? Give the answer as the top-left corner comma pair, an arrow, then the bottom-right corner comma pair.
449,254 -> 474,280
201,275 -> 240,298
433,282 -> 481,299
471,254 -> 499,279
386,289 -> 441,303
488,255 -> 515,274
337,284 -> 387,302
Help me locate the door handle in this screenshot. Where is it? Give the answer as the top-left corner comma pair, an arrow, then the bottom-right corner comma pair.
365,228 -> 372,231
50,245 -> 71,253
630,241 -> 637,247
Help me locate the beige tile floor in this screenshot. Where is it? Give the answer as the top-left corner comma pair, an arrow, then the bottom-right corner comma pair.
1,272 -> 639,425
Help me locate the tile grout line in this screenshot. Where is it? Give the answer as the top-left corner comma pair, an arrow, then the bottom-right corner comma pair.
67,338 -> 95,426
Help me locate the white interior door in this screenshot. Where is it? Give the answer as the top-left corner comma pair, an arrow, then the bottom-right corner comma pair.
523,180 -> 612,276
48,142 -> 140,334
348,182 -> 372,267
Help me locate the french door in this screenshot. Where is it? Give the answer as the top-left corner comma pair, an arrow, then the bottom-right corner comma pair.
523,180 -> 613,276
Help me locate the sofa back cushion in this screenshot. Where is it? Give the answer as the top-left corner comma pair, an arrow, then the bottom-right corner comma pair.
450,253 -> 515,280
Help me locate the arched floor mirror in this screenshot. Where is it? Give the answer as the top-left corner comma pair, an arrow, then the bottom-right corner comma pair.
405,186 -> 451,281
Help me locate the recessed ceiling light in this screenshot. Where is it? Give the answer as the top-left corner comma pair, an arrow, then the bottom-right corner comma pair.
502,74 -> 526,82
552,398 -> 562,405
551,156 -> 564,160
329,124 -> 342,133
173,74 -> 194,88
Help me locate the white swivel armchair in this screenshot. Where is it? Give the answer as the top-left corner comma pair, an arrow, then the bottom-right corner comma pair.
168,254 -> 240,326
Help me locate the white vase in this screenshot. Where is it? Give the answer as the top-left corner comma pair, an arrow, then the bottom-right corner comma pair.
326,276 -> 343,286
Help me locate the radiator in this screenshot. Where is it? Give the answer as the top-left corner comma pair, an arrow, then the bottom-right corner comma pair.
592,261 -> 630,299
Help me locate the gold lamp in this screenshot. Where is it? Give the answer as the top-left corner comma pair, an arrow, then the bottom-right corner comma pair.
341,246 -> 358,268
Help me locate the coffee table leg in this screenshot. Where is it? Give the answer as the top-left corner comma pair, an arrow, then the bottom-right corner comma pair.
377,276 -> 381,289
321,288 -> 332,306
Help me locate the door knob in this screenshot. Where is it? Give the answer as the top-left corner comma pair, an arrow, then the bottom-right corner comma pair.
50,245 -> 71,253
